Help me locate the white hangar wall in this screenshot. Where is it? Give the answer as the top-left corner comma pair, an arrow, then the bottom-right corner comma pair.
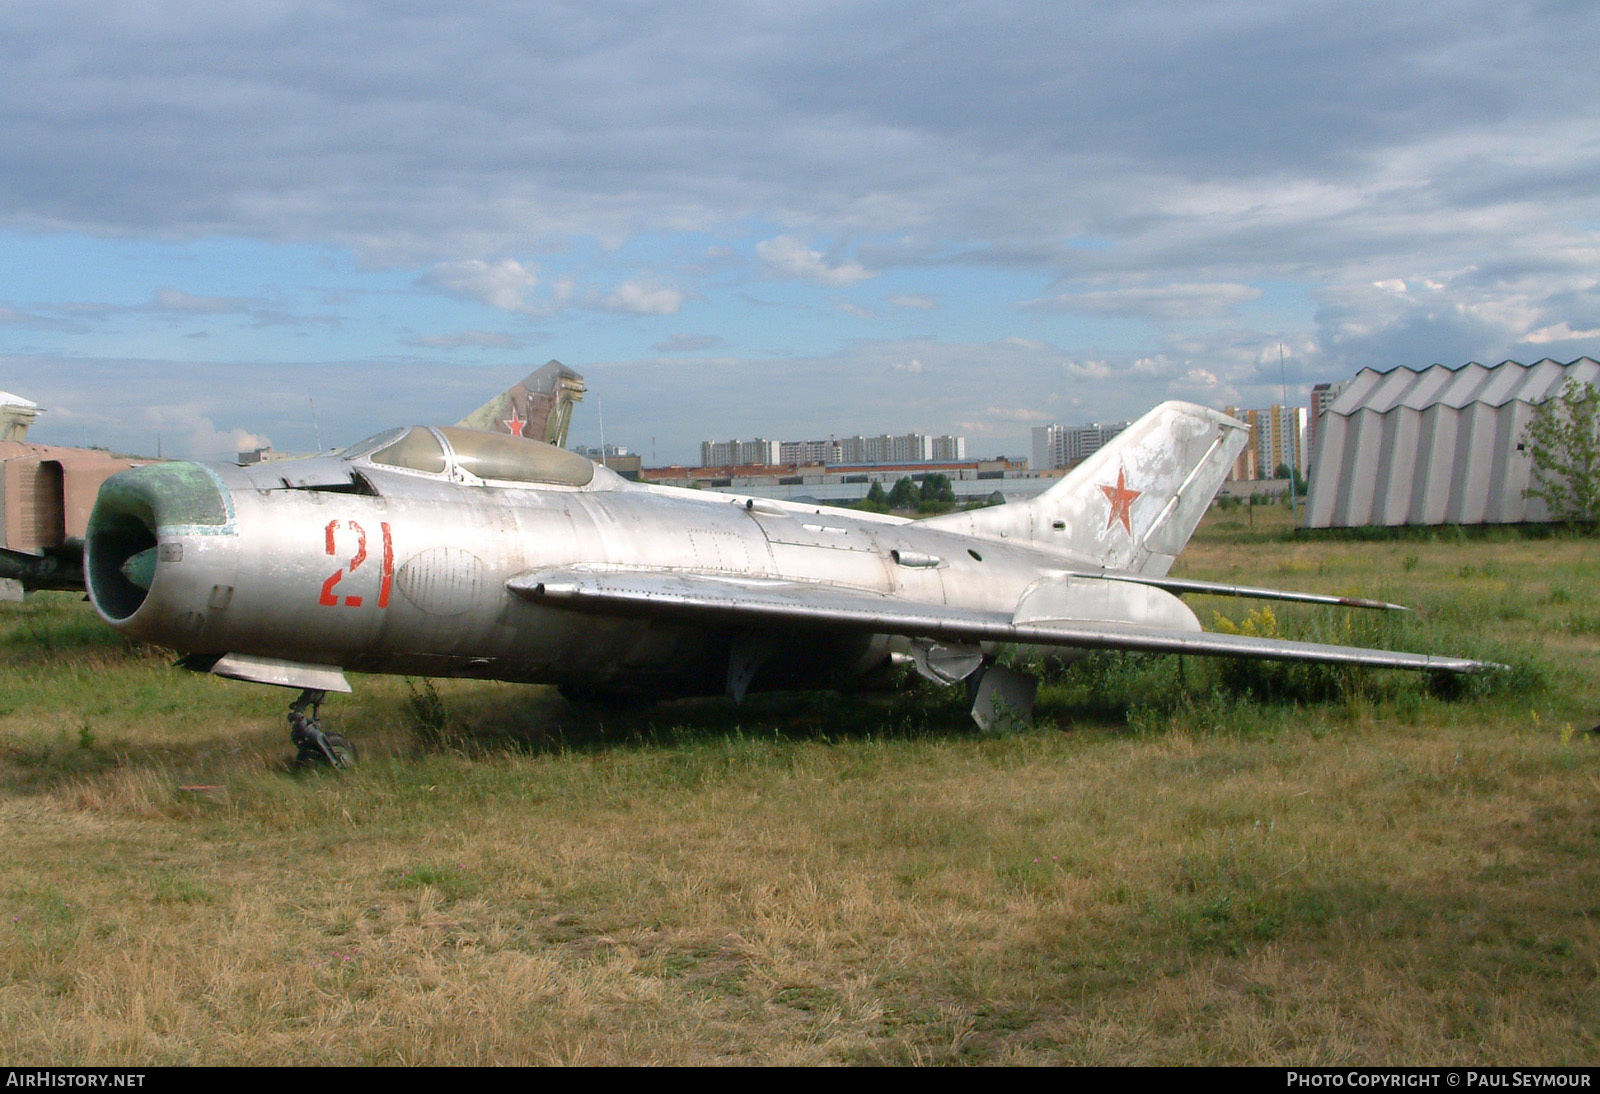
1304,357 -> 1600,528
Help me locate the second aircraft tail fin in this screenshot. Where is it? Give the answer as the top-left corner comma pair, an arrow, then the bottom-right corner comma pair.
456,360 -> 587,447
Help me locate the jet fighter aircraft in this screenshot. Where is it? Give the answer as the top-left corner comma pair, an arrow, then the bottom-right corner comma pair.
83,401 -> 1494,764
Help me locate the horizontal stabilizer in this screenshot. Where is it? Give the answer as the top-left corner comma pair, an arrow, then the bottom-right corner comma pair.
1060,570 -> 1412,612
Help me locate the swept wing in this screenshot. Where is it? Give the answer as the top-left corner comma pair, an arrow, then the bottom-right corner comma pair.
507,566 -> 1497,675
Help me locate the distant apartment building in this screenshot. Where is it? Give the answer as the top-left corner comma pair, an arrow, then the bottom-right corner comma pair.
704,431 -> 965,468
1306,381 -> 1347,466
1030,421 -> 1129,471
700,438 -> 781,467
1224,404 -> 1307,480
837,434 -> 923,464
778,439 -> 840,465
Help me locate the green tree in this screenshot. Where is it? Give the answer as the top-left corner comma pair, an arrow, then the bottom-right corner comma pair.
887,476 -> 918,509
1273,462 -> 1308,496
866,480 -> 887,505
1273,460 -> 1312,495
1523,380 -> 1600,526
917,472 -> 954,507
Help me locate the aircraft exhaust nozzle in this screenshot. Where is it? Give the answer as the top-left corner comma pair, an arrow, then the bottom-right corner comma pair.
85,463 -> 231,624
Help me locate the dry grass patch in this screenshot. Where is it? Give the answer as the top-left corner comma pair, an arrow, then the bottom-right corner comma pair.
2,522 -> 1598,1064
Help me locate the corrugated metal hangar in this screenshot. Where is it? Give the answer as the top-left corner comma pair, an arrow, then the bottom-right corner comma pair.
1304,357 -> 1600,528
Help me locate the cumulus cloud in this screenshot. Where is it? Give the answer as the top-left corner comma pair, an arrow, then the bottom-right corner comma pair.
421,259 -> 540,312
418,263 -> 681,318
1063,359 -> 1114,380
600,280 -> 683,316
2,3 -> 1596,295
137,404 -> 271,461
1170,367 -> 1220,391
1523,322 -> 1600,345
4,5 -> 1599,455
756,237 -> 872,285
999,336 -> 1048,351
1307,268 -> 1579,374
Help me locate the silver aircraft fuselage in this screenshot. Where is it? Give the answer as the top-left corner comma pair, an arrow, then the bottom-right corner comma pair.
86,429 -> 1114,698
90,454 -> 1126,690
85,406 -> 1493,722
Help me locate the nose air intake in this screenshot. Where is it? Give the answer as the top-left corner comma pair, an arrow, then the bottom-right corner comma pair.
85,462 -> 231,623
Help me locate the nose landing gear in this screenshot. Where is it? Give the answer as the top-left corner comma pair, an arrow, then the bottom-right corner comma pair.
288,689 -> 356,769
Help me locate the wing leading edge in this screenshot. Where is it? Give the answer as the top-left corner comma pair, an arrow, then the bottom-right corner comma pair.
506,566 -> 1499,675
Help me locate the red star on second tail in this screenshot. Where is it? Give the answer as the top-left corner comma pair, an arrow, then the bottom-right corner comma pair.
502,405 -> 527,436
1099,467 -> 1141,535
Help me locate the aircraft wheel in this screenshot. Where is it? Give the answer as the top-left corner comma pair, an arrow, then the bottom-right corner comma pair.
321,733 -> 357,769
295,733 -> 357,769
288,687 -> 356,769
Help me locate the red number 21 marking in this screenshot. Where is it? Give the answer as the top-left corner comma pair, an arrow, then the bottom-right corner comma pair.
320,520 -> 394,608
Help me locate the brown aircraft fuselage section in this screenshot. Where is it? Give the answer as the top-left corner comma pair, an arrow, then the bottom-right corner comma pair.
0,441 -> 145,589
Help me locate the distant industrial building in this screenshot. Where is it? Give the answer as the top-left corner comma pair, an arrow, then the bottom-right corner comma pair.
702,431 -> 965,469
572,444 -> 641,480
574,443 -> 633,461
1305,357 -> 1600,528
1031,421 -> 1129,471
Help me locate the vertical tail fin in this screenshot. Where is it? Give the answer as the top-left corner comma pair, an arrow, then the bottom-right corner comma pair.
922,401 -> 1247,574
456,360 -> 587,447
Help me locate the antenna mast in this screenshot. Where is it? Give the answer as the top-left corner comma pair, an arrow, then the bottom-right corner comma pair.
1279,343 -> 1299,530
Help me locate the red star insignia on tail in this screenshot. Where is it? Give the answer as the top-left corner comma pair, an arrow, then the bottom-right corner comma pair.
1099,467 -> 1141,535
502,405 -> 527,436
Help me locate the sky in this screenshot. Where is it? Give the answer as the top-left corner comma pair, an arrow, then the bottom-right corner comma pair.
2,0 -> 1598,463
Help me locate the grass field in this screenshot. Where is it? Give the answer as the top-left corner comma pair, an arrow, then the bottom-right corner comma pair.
2,504 -> 1597,1065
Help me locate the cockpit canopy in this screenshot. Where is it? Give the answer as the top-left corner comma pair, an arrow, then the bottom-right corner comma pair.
340,426 -> 596,487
